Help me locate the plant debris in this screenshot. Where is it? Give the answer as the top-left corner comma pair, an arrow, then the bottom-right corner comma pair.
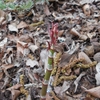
0,0 -> 100,99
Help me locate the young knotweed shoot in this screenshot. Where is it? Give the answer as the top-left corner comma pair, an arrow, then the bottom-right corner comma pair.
41,23 -> 58,100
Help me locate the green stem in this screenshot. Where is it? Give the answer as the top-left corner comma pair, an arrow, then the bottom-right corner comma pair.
41,48 -> 54,100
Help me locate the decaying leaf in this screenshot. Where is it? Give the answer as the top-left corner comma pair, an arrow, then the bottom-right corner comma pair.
1,64 -> 14,78
95,73 -> 100,85
0,37 -> 7,48
26,59 -> 39,68
44,3 -> 51,16
84,45 -> 94,56
78,52 -> 92,63
17,21 -> 28,29
95,62 -> 100,85
74,72 -> 86,93
17,41 -> 30,58
0,9 -> 6,25
8,23 -> 18,32
7,84 -> 22,91
80,0 -> 94,5
0,0 -> 99,99
95,62 -> 100,73
11,90 -> 21,100
70,28 -> 80,37
29,44 -> 38,53
60,81 -> 71,95
93,52 -> 100,62
82,86 -> 100,98
26,94 -> 32,100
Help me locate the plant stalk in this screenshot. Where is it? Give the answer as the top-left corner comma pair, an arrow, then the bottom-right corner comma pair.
41,47 -> 54,100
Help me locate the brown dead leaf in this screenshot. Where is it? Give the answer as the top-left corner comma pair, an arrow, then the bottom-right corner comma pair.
0,10 -> 6,25
44,4 -> 51,16
59,53 -> 77,68
19,34 -> 33,43
7,84 -> 22,91
58,30 -> 64,36
17,21 -> 28,29
0,10 -> 6,18
70,28 -> 80,37
84,97 -> 93,100
78,52 -> 92,63
17,41 -> 28,48
1,64 -> 14,70
84,45 -> 94,56
11,90 -> 21,100
17,41 -> 29,57
82,86 -> 100,98
7,84 -> 21,100
46,93 -> 53,100
0,51 -> 4,59
7,35 -> 19,43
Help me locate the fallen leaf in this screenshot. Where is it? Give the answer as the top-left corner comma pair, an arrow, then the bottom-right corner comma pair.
7,84 -> 22,91
26,59 -> 39,68
0,37 -> 7,48
17,21 -> 28,29
93,52 -> 100,62
95,73 -> 100,85
74,72 -> 86,93
1,64 -> 14,70
0,10 -> 6,25
80,0 -> 94,5
82,86 -> 100,98
17,41 -> 29,57
11,90 -> 21,100
44,4 -> 51,16
95,62 -> 100,73
29,44 -> 38,53
46,93 -> 52,100
8,23 -> 18,32
84,45 -> 94,56
78,52 -> 92,63
70,28 -> 80,37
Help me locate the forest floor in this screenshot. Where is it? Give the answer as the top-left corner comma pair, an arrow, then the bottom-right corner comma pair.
0,0 -> 100,100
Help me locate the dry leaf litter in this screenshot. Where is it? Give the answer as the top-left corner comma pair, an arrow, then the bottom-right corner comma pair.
0,0 -> 100,100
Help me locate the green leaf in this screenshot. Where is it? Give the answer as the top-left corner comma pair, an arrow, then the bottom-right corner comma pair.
0,1 -> 7,10
7,3 -> 16,10
21,0 -> 34,11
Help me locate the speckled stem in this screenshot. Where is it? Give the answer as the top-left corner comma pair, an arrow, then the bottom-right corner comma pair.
41,47 -> 54,100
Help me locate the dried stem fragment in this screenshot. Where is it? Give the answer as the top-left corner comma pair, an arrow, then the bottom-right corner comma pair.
61,58 -> 84,74
29,21 -> 44,27
53,67 -> 61,86
57,75 -> 77,85
51,52 -> 62,76
50,91 -> 60,100
20,75 -> 29,96
76,61 -> 97,68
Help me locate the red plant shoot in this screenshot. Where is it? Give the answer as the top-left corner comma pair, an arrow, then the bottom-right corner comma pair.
48,23 -> 58,49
